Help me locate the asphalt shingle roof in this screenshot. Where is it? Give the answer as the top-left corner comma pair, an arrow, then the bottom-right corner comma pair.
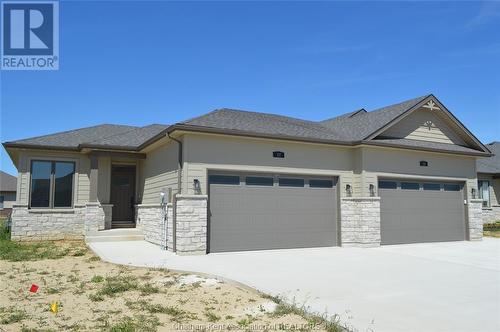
2,95 -> 490,156
319,95 -> 429,140
0,171 -> 17,192
4,124 -> 168,150
477,142 -> 500,174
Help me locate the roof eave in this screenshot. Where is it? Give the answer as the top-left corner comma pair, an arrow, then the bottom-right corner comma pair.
167,124 -> 358,147
362,140 -> 493,157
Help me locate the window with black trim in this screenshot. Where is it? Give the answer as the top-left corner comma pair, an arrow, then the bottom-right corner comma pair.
378,181 -> 397,189
30,160 -> 75,208
279,178 -> 304,187
423,183 -> 441,191
246,176 -> 273,186
209,175 -> 240,185
443,184 -> 461,192
309,179 -> 333,188
401,182 -> 420,190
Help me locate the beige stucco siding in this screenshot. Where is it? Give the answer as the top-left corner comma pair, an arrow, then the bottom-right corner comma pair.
381,108 -> 466,145
361,146 -> 477,198
139,141 -> 179,204
182,133 -> 355,197
15,150 -> 90,206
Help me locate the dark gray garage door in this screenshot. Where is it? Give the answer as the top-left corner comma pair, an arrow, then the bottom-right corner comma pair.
379,180 -> 466,245
208,174 -> 338,253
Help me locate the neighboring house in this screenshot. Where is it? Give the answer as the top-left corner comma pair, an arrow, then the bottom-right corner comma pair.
476,142 -> 500,223
0,171 -> 17,216
2,94 -> 492,254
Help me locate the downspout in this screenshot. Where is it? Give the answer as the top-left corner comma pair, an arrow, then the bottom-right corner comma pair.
167,132 -> 182,253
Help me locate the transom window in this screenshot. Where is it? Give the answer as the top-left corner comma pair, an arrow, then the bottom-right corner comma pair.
423,183 -> 441,191
30,161 -> 75,208
309,179 -> 333,188
378,181 -> 397,189
209,175 -> 240,185
443,184 -> 461,192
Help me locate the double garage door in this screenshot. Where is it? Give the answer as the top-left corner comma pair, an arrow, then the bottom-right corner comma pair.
208,173 -> 338,253
379,180 -> 466,245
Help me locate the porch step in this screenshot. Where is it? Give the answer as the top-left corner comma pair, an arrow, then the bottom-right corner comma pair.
85,228 -> 144,243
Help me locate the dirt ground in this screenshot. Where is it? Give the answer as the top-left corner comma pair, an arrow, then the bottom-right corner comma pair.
0,241 -> 333,331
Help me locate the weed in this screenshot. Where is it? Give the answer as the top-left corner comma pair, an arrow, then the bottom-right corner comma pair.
91,275 -> 104,283
126,300 -> 198,323
89,293 -> 104,302
225,315 -> 234,320
1,309 -> 27,324
46,287 -> 60,294
97,275 -> 138,297
139,283 -> 159,295
204,310 -> 221,322
108,315 -> 160,332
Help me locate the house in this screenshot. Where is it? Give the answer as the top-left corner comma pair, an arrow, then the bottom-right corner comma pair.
476,142 -> 500,223
0,171 -> 17,216
2,94 -> 492,254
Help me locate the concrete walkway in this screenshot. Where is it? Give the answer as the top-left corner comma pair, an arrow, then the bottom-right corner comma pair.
89,239 -> 500,332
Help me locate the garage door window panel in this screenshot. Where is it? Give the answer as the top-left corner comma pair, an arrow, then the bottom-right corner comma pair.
309,179 -> 333,188
401,182 -> 420,190
245,176 -> 274,186
209,175 -> 240,185
379,181 -> 397,189
279,178 -> 305,187
443,184 -> 461,191
423,183 -> 441,191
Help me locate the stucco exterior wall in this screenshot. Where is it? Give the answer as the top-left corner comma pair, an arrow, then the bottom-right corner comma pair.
181,133 -> 356,197
360,146 -> 478,198
139,141 -> 179,205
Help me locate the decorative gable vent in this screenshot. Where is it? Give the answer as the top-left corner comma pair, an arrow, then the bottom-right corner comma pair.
422,100 -> 440,111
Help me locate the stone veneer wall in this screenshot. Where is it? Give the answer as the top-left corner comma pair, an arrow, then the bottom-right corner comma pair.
482,206 -> 500,224
468,199 -> 483,241
340,197 -> 381,247
136,203 -> 173,249
175,195 -> 208,255
10,203 -> 106,241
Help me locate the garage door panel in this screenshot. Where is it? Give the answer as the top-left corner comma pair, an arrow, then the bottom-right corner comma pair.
209,175 -> 337,252
380,181 -> 465,245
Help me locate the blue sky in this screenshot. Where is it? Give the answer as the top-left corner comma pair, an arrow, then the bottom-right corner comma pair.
1,0 -> 499,175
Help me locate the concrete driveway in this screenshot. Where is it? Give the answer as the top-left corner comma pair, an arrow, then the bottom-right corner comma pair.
89,239 -> 500,332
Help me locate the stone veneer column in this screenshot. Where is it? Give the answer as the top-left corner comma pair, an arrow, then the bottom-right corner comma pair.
175,195 -> 208,255
468,199 -> 483,241
340,197 -> 381,247
84,203 -> 106,233
136,203 -> 173,250
481,206 -> 500,224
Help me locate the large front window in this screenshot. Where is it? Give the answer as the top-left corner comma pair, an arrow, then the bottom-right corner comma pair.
478,180 -> 490,208
30,161 -> 75,208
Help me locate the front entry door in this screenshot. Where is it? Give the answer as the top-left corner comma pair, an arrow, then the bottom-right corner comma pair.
110,165 -> 136,227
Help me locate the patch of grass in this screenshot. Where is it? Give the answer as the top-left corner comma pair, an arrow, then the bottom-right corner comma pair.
267,296 -> 345,332
91,275 -> 104,283
225,315 -> 234,320
1,309 -> 28,324
0,239 -> 82,262
138,283 -> 160,295
46,287 -> 60,294
107,315 -> 160,332
125,300 -> 198,323
97,275 -> 138,297
204,310 -> 220,322
483,221 -> 500,238
89,293 -> 105,302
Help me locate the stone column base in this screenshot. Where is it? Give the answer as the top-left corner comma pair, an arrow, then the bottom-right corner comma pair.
175,195 -> 208,255
136,203 -> 173,250
481,206 -> 500,224
468,199 -> 483,241
340,197 -> 381,247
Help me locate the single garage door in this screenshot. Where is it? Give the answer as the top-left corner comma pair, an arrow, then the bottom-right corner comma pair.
208,173 -> 338,253
379,180 -> 466,245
